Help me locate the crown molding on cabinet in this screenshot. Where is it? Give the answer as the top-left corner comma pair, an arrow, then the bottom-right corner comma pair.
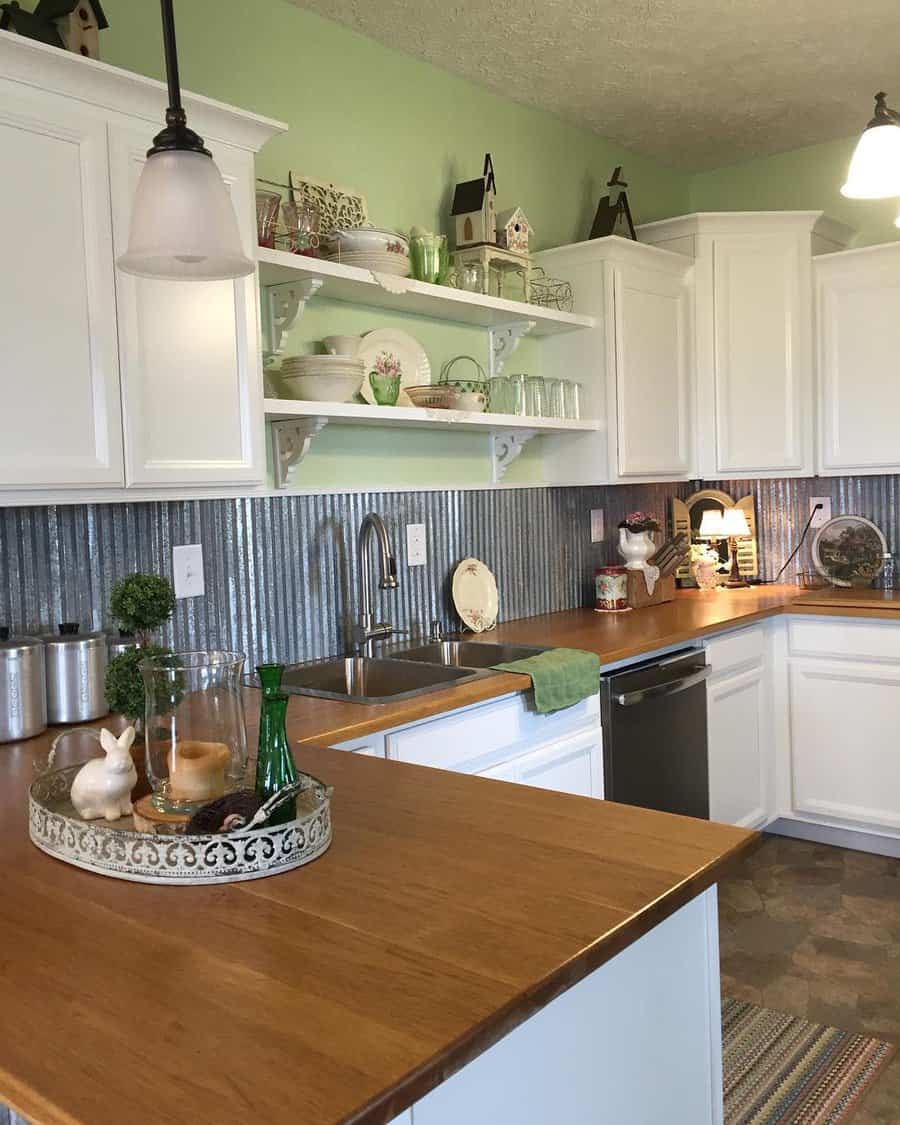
637,211 -> 855,253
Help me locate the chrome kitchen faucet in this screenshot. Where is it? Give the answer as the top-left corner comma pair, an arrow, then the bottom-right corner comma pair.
353,513 -> 399,656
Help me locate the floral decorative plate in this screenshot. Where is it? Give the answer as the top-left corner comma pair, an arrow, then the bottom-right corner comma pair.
358,328 -> 430,407
452,558 -> 499,633
811,515 -> 886,588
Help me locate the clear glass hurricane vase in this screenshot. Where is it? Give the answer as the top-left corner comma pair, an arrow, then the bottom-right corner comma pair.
140,650 -> 249,813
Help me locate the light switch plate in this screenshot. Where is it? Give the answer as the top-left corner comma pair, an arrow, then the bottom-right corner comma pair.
406,523 -> 427,567
809,497 -> 832,528
173,544 -> 205,599
590,509 -> 605,543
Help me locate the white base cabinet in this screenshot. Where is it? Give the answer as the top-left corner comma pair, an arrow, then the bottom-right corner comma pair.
394,890 -> 722,1125
784,618 -> 900,835
815,243 -> 900,475
704,625 -> 771,829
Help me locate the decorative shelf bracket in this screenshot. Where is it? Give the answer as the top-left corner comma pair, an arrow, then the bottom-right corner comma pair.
488,319 -> 536,379
491,429 -> 538,483
271,417 -> 328,488
262,278 -> 324,359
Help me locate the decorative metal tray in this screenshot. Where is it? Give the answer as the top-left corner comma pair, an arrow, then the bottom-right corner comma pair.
29,765 -> 332,886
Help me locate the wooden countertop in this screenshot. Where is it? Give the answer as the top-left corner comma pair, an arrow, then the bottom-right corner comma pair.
0,739 -> 756,1125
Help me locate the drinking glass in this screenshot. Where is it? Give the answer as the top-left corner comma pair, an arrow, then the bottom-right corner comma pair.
546,378 -> 565,418
525,375 -> 546,417
489,376 -> 509,413
410,234 -> 448,284
457,260 -> 486,293
255,190 -> 280,249
563,380 -> 582,420
141,651 -> 249,813
507,374 -> 527,416
281,199 -> 321,256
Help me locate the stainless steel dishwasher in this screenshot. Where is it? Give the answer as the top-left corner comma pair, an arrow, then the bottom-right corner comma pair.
600,648 -> 710,819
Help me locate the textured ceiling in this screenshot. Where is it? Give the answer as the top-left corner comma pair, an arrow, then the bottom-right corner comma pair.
293,0 -> 895,169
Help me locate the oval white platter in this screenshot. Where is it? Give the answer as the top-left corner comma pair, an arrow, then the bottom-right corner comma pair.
452,557 -> 499,633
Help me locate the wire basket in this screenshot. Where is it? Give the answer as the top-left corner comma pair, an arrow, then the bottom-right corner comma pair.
529,267 -> 574,312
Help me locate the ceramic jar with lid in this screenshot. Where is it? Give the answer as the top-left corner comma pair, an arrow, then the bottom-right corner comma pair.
0,630 -> 47,742
43,623 -> 108,724
594,567 -> 629,612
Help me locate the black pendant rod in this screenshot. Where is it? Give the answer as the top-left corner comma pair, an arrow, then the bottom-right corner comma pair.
160,0 -> 183,115
147,0 -> 210,157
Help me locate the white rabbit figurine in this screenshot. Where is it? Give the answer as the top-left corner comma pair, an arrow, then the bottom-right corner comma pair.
70,726 -> 138,821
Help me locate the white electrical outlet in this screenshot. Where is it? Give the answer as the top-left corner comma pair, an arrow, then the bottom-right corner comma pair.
590,509 -> 605,543
406,523 -> 427,567
809,497 -> 832,528
172,544 -> 205,599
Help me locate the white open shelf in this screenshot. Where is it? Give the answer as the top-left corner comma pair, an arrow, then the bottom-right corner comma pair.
263,398 -> 600,432
263,399 -> 602,489
256,247 -> 595,335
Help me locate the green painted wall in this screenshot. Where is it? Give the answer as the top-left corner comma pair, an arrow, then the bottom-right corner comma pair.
689,136 -> 900,248
100,0 -> 690,490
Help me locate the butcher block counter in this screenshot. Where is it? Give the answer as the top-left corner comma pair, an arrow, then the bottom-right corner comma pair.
0,735 -> 756,1125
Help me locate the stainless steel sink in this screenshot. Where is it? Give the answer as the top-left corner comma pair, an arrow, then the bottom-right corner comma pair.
277,656 -> 488,704
390,640 -> 548,669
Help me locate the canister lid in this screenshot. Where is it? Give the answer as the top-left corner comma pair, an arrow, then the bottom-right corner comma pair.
0,634 -> 44,657
43,624 -> 106,648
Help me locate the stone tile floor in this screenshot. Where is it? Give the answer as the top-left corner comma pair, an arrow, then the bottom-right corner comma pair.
719,834 -> 900,1123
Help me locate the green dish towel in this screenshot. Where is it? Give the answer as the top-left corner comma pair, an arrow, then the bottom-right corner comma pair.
492,648 -> 601,714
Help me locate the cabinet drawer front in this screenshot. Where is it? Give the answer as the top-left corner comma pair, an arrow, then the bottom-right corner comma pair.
387,693 -> 599,773
331,734 -> 386,757
705,625 -> 765,676
788,618 -> 900,663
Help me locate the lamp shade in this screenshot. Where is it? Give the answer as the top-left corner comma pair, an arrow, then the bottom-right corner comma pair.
698,510 -> 725,538
841,122 -> 900,200
720,507 -> 751,537
117,150 -> 254,281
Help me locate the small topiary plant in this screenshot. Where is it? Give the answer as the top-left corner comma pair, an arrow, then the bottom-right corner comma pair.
105,573 -> 177,722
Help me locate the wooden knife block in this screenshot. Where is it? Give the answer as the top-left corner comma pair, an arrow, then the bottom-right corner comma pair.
627,571 -> 676,610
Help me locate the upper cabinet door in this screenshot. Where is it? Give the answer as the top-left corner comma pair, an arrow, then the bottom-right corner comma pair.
109,125 -> 263,487
817,245 -> 900,475
613,261 -> 692,478
712,234 -> 811,476
0,86 -> 123,488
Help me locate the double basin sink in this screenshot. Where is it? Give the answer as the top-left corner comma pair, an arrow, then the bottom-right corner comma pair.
277,640 -> 547,705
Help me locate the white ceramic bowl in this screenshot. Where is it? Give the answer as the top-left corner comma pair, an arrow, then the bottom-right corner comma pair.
322,335 -> 362,356
281,371 -> 362,402
331,227 -> 408,254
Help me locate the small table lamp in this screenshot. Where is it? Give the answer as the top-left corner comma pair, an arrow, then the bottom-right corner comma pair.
698,508 -> 750,589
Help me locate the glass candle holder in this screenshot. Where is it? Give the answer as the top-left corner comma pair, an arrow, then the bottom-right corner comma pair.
140,650 -> 249,813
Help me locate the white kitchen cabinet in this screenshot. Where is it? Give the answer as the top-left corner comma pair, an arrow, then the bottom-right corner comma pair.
786,618 -> 900,834
0,81 -> 123,488
386,692 -> 603,798
704,626 -> 770,830
638,212 -> 852,479
535,237 -> 694,484
815,243 -> 900,475
109,125 -> 264,487
0,33 -> 283,500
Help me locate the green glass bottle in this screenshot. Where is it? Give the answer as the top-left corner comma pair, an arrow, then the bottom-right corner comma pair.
255,664 -> 298,827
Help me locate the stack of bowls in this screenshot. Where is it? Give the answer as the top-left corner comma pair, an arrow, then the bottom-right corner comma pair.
324,228 -> 410,277
280,355 -> 364,402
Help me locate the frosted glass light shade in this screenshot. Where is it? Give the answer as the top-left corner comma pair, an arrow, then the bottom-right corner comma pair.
841,123 -> 900,199
720,507 -> 751,537
117,150 -> 254,280
698,510 -> 725,538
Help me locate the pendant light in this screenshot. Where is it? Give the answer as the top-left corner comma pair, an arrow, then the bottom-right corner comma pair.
841,92 -> 900,200
116,0 -> 254,281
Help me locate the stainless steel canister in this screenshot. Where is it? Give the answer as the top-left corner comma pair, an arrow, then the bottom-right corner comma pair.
108,634 -> 138,660
0,633 -> 47,742
44,624 -> 109,724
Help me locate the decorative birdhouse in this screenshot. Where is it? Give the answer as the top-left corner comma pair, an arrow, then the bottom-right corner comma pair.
451,153 -> 497,249
0,0 -> 108,58
496,207 -> 531,255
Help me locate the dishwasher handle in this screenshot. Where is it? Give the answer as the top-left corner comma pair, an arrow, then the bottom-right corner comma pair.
614,665 -> 710,707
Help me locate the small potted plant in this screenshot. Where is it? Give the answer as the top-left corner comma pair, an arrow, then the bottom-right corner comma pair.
617,511 -> 661,570
105,573 -> 176,727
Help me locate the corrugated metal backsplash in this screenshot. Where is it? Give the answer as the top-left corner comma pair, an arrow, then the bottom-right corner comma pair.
0,484 -> 681,668
704,476 -> 900,582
